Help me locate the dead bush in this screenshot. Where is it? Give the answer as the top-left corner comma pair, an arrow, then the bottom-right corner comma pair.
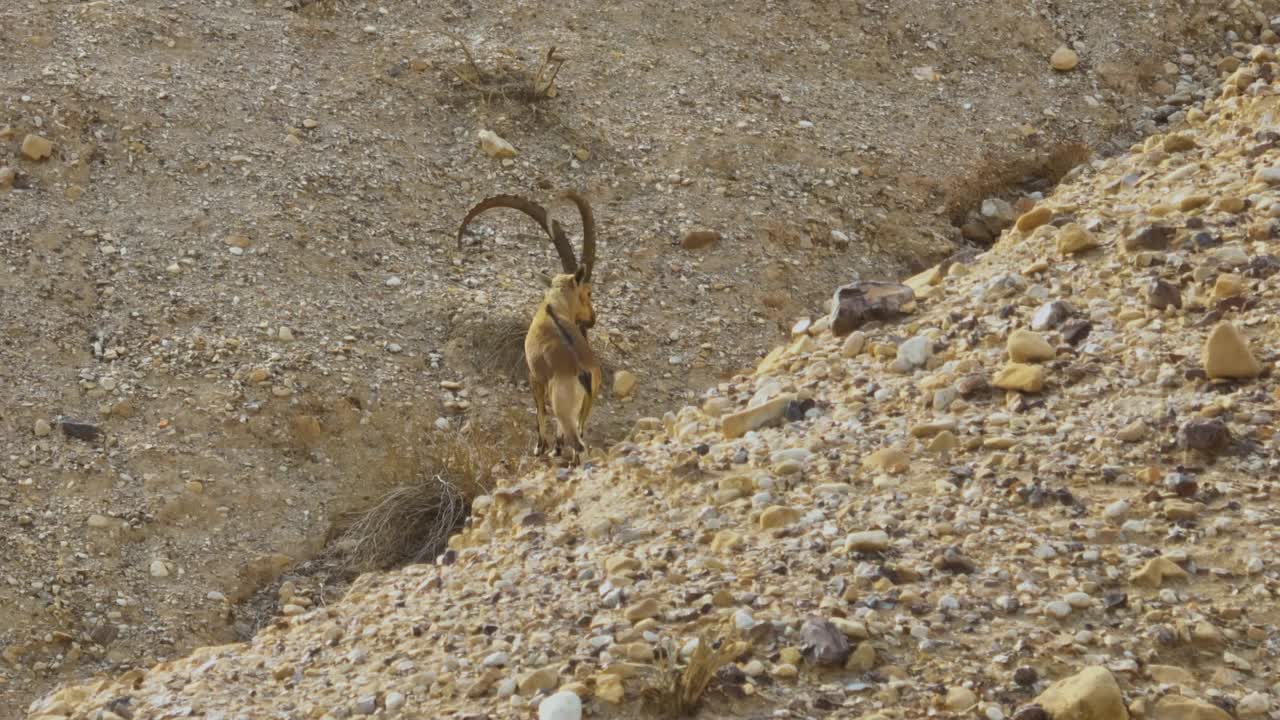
445,33 -> 567,103
330,410 -> 530,573
642,635 -> 745,717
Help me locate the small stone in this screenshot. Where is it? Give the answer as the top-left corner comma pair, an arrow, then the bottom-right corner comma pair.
1162,134 -> 1197,153
354,695 -> 377,715
483,651 -> 510,667
613,370 -> 636,399
759,506 -> 801,530
278,327 -> 294,341
1146,665 -> 1195,685
1015,207 -> 1053,233
1044,601 -> 1072,619
1211,273 -> 1244,299
1215,196 -> 1246,213
86,514 -> 114,528
841,331 -> 866,357
33,419 -> 51,437
1032,666 -> 1128,720
1055,223 -> 1098,255
1014,667 -> 1039,687
21,134 -> 53,160
847,530 -> 890,552
1146,278 -> 1182,310
60,420 -> 101,441
0,166 -> 15,189
1130,556 -> 1189,588
1152,695 -> 1231,720
1116,420 -> 1147,443
1253,166 -> 1280,184
519,667 -> 559,695
224,234 -> 252,249
539,690 -> 583,720
772,663 -> 799,679
1032,300 -> 1073,330
624,598 -> 660,623
1007,329 -> 1055,363
478,129 -> 517,158
946,687 -> 979,711
722,394 -> 794,439
846,642 -> 876,672
829,281 -> 914,336
680,230 -> 721,250
150,560 -> 170,578
1178,419 -> 1231,453
1237,692 -> 1271,717
861,448 -> 909,474
1178,194 -> 1210,211
896,336 -> 932,369
1050,46 -> 1079,71
384,691 -> 405,713
993,363 -> 1045,393
927,430 -> 959,454
800,616 -> 851,667
1122,224 -> 1172,252
595,673 -> 624,704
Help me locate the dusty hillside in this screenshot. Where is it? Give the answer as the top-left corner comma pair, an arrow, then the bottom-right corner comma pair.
28,33 -> 1280,720
2,0 -> 1277,716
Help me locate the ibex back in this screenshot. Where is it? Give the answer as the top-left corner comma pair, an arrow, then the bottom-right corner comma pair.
457,190 -> 601,464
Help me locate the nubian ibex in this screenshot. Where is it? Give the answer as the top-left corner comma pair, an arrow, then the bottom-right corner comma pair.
457,192 -> 601,464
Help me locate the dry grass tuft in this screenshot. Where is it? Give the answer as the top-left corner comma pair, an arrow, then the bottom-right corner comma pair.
642,635 -> 745,717
330,410 -> 530,573
444,33 -> 567,104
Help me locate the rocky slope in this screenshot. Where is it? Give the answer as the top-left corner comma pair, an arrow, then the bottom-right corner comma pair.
6,0 -> 1275,715
28,39 -> 1280,720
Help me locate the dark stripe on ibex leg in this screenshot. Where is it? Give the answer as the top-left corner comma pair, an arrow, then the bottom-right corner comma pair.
578,371 -> 592,394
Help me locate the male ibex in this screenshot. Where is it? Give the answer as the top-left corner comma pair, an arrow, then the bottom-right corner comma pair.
457,192 -> 600,463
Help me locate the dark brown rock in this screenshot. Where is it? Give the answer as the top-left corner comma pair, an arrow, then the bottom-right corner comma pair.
1146,277 -> 1182,310
800,616 -> 851,667
1122,224 -> 1173,252
1178,419 -> 1231,453
829,281 -> 915,336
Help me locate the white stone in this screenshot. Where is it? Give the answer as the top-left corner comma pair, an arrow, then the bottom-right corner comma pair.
538,691 -> 582,720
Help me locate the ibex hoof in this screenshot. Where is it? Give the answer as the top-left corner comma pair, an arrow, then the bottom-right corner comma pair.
533,439 -> 548,456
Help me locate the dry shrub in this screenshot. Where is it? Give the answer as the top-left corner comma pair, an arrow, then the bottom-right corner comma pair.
941,142 -> 1092,228
643,635 -> 745,717
444,33 -> 567,104
331,409 -> 530,573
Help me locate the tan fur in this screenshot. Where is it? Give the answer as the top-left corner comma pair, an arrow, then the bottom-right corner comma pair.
525,268 -> 601,464
457,190 -> 601,463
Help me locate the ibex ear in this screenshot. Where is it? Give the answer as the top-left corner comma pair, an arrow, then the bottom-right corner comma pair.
573,266 -> 586,284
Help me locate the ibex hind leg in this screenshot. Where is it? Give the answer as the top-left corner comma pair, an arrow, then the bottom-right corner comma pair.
530,378 -> 551,456
575,371 -> 596,455
551,379 -> 585,465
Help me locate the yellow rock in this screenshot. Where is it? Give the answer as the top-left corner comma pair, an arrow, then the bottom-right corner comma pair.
1033,666 -> 1128,720
927,430 -> 958,454
1050,46 -> 1079,71
993,363 -> 1045,393
624,598 -> 660,623
1211,273 -> 1244,299
1015,206 -> 1053,233
759,506 -> 801,530
1178,194 -> 1210,211
711,530 -> 743,553
1215,196 -> 1246,213
1007,329 -> 1055,363
846,641 -> 876,672
1162,134 -> 1198,153
904,265 -> 943,295
778,647 -> 802,665
1055,223 -> 1099,255
862,447 -> 909,474
1152,695 -> 1231,720
722,395 -> 794,439
1202,321 -> 1262,379
1130,556 -> 1189,588
594,673 -> 625,704
477,129 -> 517,158
612,370 -> 636,398
20,134 -> 53,160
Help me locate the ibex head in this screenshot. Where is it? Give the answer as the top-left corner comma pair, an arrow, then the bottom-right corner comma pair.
457,191 -> 597,330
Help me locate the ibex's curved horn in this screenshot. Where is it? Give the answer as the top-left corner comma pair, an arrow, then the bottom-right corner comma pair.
562,190 -> 595,282
456,194 -> 578,274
